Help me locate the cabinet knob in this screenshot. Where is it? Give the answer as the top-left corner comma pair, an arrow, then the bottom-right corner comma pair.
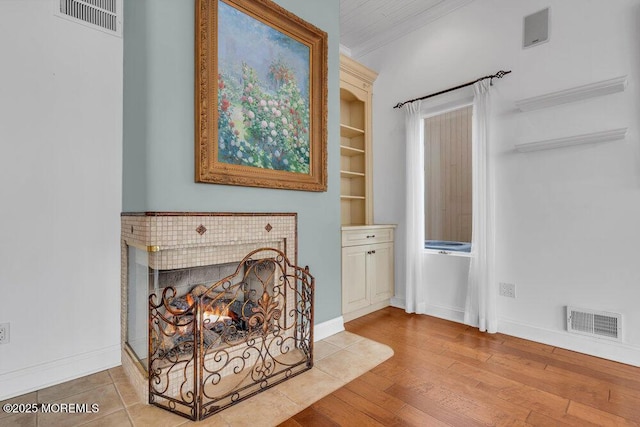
371,250 -> 376,254
366,235 -> 376,238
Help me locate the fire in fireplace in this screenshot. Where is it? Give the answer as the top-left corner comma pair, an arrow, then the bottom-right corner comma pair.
148,248 -> 313,420
153,258 -> 279,358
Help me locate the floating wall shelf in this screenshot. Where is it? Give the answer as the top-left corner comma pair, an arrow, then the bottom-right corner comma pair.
514,128 -> 628,153
515,76 -> 627,111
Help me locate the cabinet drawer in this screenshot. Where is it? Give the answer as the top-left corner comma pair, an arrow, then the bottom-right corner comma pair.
342,227 -> 394,246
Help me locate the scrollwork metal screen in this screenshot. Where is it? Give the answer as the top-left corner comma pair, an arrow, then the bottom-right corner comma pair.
148,248 -> 314,420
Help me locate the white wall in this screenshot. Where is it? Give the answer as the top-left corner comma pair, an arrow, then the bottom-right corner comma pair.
0,1 -> 123,399
362,0 -> 640,365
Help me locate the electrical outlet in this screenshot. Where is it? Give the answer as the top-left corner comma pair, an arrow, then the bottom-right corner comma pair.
499,282 -> 516,298
0,323 -> 9,344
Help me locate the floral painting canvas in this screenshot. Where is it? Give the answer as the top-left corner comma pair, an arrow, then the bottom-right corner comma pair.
195,0 -> 327,191
217,0 -> 311,174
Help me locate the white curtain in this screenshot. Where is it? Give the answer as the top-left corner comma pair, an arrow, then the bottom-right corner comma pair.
404,101 -> 425,314
464,80 -> 497,333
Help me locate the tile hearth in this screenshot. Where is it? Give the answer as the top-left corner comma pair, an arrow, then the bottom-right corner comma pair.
0,332 -> 393,427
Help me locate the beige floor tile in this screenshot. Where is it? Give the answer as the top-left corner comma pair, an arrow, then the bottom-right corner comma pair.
107,366 -> 128,383
37,383 -> 124,427
315,348 -> 379,383
79,409 -> 132,427
321,330 -> 364,348
276,368 -> 345,406
0,391 -> 37,420
313,340 -> 341,361
126,403 -> 188,427
38,370 -> 113,403
344,337 -> 394,364
0,412 -> 36,427
177,413 -> 230,426
112,375 -> 142,408
217,388 -> 303,427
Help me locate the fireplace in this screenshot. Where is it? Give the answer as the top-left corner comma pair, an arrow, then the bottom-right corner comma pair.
120,213 -> 313,421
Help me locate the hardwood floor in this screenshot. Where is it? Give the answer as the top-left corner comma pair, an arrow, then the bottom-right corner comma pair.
280,307 -> 640,426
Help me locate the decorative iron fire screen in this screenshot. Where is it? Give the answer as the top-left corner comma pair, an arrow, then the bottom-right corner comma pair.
148,248 -> 314,420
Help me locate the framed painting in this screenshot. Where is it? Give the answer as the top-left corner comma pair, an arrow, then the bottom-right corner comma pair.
195,0 -> 328,191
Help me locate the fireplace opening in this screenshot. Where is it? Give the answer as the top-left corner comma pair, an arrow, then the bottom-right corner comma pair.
152,258 -> 280,360
126,251 -> 249,368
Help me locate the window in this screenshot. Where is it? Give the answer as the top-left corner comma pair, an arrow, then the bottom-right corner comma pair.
424,105 -> 473,253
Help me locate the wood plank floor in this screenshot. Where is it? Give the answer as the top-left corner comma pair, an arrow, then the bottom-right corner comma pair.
280,307 -> 640,426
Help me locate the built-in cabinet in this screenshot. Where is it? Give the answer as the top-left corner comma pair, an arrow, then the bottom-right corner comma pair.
340,55 -> 396,321
341,225 -> 395,322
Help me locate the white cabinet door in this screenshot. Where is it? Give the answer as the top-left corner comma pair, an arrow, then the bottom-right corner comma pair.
342,245 -> 369,313
368,242 -> 394,304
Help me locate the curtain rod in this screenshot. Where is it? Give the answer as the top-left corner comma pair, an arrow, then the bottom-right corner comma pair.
392,70 -> 512,109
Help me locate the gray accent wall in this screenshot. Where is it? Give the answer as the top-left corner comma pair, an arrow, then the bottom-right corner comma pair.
123,0 -> 341,323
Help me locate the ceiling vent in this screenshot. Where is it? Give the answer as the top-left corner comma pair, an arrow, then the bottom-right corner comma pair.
567,306 -> 622,342
55,0 -> 122,37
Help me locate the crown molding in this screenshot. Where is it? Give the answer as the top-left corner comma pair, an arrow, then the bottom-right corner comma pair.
340,54 -> 378,84
514,128 -> 628,153
515,76 -> 628,112
339,44 -> 352,57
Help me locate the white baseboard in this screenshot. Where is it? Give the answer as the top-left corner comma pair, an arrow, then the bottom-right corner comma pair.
390,296 -> 405,309
389,297 -> 466,325
314,316 -> 344,342
342,301 -> 391,323
0,344 -> 121,401
424,303 -> 466,324
499,318 -> 640,367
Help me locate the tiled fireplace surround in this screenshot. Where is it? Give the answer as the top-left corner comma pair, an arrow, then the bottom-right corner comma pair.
119,213 -> 299,406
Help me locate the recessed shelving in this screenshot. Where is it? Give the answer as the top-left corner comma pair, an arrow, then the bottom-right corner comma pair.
340,55 -> 377,226
340,124 -> 365,138
340,145 -> 365,157
340,170 -> 365,178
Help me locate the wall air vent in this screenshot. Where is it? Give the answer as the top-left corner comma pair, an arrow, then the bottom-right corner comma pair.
55,0 -> 122,37
567,306 -> 622,342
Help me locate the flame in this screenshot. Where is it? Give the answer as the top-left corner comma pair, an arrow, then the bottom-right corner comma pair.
208,305 -> 228,316
203,304 -> 232,324
186,294 -> 195,307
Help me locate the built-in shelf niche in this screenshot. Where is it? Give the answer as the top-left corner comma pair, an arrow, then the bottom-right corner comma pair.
515,76 -> 627,111
340,95 -> 368,224
514,128 -> 628,153
339,54 -> 376,226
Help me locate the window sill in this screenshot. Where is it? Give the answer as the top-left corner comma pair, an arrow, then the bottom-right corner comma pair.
423,249 -> 472,258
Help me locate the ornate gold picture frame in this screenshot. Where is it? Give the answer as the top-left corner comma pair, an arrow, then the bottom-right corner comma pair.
195,0 -> 328,191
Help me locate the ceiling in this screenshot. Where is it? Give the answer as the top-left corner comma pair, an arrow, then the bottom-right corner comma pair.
340,0 -> 475,58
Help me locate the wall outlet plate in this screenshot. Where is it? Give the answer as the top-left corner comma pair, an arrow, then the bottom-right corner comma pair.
0,323 -> 9,344
499,282 -> 516,298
